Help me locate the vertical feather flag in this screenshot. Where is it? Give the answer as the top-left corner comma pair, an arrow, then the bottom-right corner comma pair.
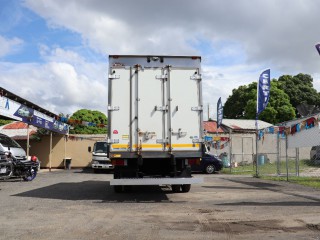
217,97 -> 223,129
316,43 -> 320,55
256,69 -> 270,116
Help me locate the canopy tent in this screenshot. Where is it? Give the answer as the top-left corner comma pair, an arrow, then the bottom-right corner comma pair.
0,87 -> 69,171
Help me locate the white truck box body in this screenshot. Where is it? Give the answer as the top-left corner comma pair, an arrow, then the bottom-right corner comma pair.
108,55 -> 203,154
108,55 -> 204,188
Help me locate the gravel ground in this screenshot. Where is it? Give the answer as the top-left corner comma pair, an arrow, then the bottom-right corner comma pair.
1,169 -> 320,240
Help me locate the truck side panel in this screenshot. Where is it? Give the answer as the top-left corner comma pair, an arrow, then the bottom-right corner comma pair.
109,68 -> 131,151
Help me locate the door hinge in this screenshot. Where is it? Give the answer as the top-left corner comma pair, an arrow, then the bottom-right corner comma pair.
154,105 -> 168,111
108,106 -> 120,111
109,74 -> 120,80
190,74 -> 201,80
191,106 -> 203,111
155,74 -> 168,80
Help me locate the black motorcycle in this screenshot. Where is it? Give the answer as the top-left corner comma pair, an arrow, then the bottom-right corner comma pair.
0,150 -> 39,181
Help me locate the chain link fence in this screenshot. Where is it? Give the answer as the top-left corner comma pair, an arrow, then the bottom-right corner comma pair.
209,131 -> 311,176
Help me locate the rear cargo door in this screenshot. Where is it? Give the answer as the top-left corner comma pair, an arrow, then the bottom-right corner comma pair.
134,68 -> 164,151
168,68 -> 201,151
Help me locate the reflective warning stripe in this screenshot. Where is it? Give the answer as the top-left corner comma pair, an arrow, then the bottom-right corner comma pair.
135,144 -> 163,148
112,143 -> 200,149
112,144 -> 128,149
171,144 -> 200,148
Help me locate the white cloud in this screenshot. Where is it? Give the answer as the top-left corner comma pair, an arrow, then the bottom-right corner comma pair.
202,63 -> 264,120
23,0 -> 320,74
0,46 -> 107,116
3,0 -> 319,119
0,36 -> 23,58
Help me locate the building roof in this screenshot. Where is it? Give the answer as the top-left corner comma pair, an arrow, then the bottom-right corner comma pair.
221,119 -> 273,131
0,121 -> 37,140
2,121 -> 28,129
203,121 -> 225,133
204,119 -> 273,133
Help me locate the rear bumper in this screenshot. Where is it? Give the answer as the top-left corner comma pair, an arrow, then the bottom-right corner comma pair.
92,164 -> 114,169
110,177 -> 203,186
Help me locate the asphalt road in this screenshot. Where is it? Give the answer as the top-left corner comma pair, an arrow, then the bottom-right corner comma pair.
1,169 -> 320,240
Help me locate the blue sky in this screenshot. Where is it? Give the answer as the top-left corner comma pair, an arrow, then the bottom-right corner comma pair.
1,0 -> 320,119
0,1 -> 89,63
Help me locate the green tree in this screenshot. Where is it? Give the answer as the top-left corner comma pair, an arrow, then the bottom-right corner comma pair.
69,109 -> 107,134
0,119 -> 13,126
278,73 -> 320,116
243,81 -> 295,123
223,83 -> 256,119
224,81 -> 295,124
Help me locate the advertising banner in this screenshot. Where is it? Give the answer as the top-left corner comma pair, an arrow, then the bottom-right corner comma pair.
257,69 -> 270,116
0,96 -> 68,135
316,43 -> 320,55
217,97 -> 223,129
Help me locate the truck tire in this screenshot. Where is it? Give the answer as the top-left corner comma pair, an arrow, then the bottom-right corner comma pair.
205,164 -> 215,174
172,185 -> 180,193
181,184 -> 191,192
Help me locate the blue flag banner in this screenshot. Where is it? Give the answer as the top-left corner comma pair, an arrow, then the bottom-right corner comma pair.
257,69 -> 270,115
0,96 -> 68,134
316,43 -> 320,55
217,97 -> 223,128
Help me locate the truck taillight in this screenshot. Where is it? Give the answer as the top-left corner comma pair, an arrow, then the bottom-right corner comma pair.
112,159 -> 127,166
186,159 -> 199,165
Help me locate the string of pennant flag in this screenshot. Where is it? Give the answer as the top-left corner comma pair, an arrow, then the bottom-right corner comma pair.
57,116 -> 107,128
212,140 -> 230,150
206,137 -> 230,150
258,116 -> 318,141
67,135 -> 106,141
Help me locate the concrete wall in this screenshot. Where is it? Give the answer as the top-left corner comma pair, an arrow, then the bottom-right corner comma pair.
207,132 -> 312,164
17,134 -> 105,169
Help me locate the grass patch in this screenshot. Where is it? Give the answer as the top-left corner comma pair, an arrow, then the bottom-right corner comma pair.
221,159 -> 312,175
220,159 -> 320,189
261,176 -> 320,189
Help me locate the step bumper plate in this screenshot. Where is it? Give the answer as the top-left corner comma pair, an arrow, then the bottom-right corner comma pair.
110,177 -> 203,186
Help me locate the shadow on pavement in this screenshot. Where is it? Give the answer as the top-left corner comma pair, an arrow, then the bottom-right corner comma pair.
13,181 -> 175,203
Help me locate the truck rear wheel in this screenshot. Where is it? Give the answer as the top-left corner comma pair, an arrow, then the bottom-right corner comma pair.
181,184 -> 191,192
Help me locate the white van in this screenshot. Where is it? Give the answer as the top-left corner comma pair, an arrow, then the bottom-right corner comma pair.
0,133 -> 27,160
